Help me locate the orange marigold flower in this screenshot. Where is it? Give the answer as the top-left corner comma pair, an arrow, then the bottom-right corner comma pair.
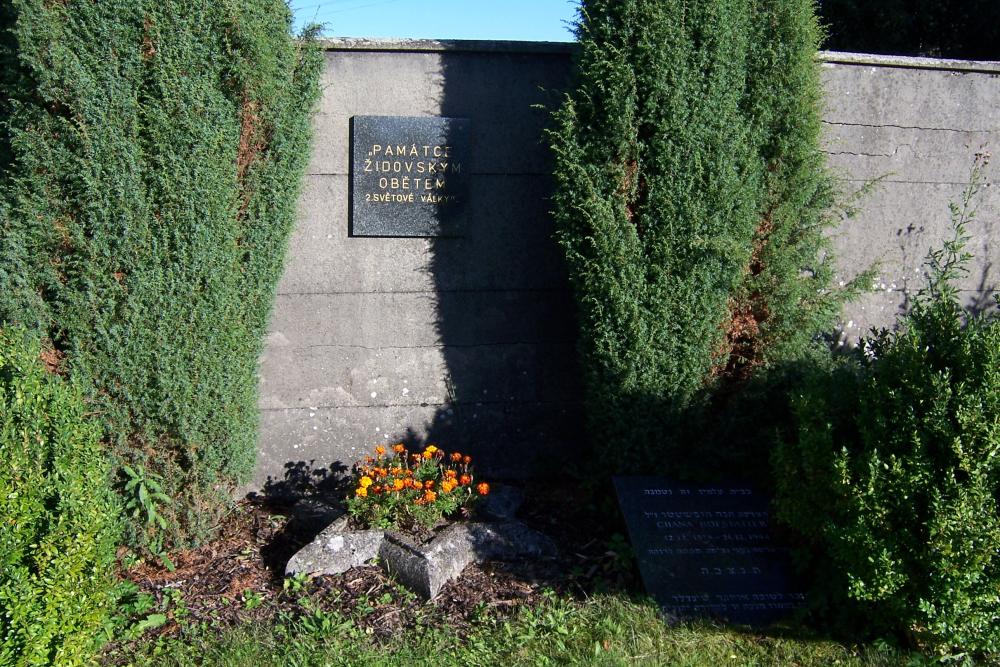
424,480 -> 435,489
411,453 -> 422,463
477,482 -> 490,496
463,455 -> 472,465
372,485 -> 383,495
355,486 -> 367,497
393,443 -> 406,454
359,476 -> 373,488
450,452 -> 462,462
422,450 -> 433,460
444,469 -> 457,479
459,474 -> 472,486
405,469 -> 413,477
374,445 -> 386,456
423,490 -> 437,502
365,456 -> 375,464
391,467 -> 403,476
393,479 -> 405,491
441,480 -> 456,493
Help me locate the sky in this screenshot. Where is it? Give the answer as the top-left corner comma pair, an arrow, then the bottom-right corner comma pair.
290,0 -> 579,42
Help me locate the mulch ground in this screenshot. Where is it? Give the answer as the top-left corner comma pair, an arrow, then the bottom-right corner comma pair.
113,479 -> 639,649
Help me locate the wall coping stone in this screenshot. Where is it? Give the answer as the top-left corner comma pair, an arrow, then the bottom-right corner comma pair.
319,38 -> 1000,74
318,37 -> 578,55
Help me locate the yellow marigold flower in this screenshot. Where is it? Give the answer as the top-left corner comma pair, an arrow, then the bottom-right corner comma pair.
393,478 -> 405,491
375,445 -> 386,456
477,482 -> 490,496
355,486 -> 367,497
422,450 -> 433,460
424,490 -> 437,502
359,476 -> 373,488
425,445 -> 438,454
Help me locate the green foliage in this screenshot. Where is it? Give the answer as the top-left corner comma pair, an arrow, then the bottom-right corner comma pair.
0,327 -> 121,666
122,464 -> 176,569
549,0 -> 857,475
818,0 -> 1000,60
0,1 -> 322,546
773,158 -> 1000,658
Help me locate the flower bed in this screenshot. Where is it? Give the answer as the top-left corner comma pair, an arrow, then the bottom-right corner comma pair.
347,444 -> 490,535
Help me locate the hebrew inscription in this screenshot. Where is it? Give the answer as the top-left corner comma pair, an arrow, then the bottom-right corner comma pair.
614,476 -> 806,627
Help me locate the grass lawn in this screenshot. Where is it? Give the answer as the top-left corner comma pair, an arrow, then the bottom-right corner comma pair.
113,593 -> 913,666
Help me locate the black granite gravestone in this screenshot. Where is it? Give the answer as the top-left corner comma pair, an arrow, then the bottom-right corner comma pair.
614,476 -> 806,626
350,116 -> 471,237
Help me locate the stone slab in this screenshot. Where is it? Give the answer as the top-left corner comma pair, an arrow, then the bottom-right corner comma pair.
828,180 -> 999,293
259,341 -> 579,410
350,116 -> 471,237
278,174 -> 567,294
820,62 -> 1000,131
380,521 -> 557,598
285,524 -> 385,577
614,477 -> 806,627
263,290 -> 575,350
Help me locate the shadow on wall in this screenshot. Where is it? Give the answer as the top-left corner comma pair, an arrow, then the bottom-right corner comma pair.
419,47 -> 583,479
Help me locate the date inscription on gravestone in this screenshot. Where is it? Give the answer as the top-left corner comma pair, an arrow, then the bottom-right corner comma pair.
614,477 -> 806,627
350,116 -> 471,237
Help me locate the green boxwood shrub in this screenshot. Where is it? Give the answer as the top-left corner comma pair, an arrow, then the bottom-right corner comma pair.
0,328 -> 121,666
0,1 -> 321,546
548,0 -> 860,477
773,167 -> 1000,657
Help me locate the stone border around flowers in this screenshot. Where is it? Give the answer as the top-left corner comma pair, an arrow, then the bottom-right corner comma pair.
285,486 -> 558,598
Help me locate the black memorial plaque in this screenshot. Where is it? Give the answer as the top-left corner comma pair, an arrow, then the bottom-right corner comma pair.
614,476 -> 806,626
351,115 -> 471,237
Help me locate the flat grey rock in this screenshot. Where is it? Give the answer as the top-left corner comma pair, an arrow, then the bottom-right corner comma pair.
285,519 -> 383,577
476,485 -> 524,521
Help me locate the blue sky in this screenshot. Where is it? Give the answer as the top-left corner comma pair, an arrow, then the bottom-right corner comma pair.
290,0 -> 579,42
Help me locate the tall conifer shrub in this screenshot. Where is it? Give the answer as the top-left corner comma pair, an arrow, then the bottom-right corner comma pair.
0,1 -> 321,545
550,0 -> 854,473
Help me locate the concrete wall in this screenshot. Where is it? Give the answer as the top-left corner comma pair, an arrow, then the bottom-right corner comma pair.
251,40 -> 1000,492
